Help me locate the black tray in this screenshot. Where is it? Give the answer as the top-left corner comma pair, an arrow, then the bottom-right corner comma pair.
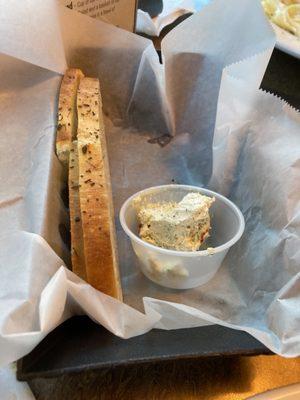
17,316 -> 271,380
17,48 -> 299,381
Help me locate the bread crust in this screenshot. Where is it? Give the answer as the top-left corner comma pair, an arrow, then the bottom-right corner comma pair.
56,69 -> 84,164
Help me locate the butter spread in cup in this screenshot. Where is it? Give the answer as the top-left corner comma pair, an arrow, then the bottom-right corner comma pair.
134,192 -> 215,251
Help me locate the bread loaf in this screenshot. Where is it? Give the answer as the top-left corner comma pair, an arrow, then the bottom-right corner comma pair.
76,78 -> 122,300
56,69 -> 84,164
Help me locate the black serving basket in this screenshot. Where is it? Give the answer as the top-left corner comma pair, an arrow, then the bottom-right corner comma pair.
17,48 -> 299,381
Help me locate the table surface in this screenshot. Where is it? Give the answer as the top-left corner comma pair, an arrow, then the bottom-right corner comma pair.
28,355 -> 300,399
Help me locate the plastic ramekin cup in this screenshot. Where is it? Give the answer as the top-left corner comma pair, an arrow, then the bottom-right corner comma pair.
119,185 -> 245,289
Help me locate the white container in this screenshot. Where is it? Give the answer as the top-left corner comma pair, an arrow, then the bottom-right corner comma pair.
120,185 -> 245,289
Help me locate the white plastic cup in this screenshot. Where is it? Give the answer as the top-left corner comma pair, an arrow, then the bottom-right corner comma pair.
120,185 -> 245,289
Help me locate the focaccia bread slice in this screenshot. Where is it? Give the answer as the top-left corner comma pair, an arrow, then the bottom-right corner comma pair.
69,140 -> 86,280
77,77 -> 122,300
56,68 -> 84,164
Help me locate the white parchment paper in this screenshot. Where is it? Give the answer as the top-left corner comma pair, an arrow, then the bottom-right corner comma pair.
0,364 -> 34,400
0,0 -> 299,376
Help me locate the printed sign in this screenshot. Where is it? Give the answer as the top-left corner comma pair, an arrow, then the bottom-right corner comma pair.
63,0 -> 137,31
